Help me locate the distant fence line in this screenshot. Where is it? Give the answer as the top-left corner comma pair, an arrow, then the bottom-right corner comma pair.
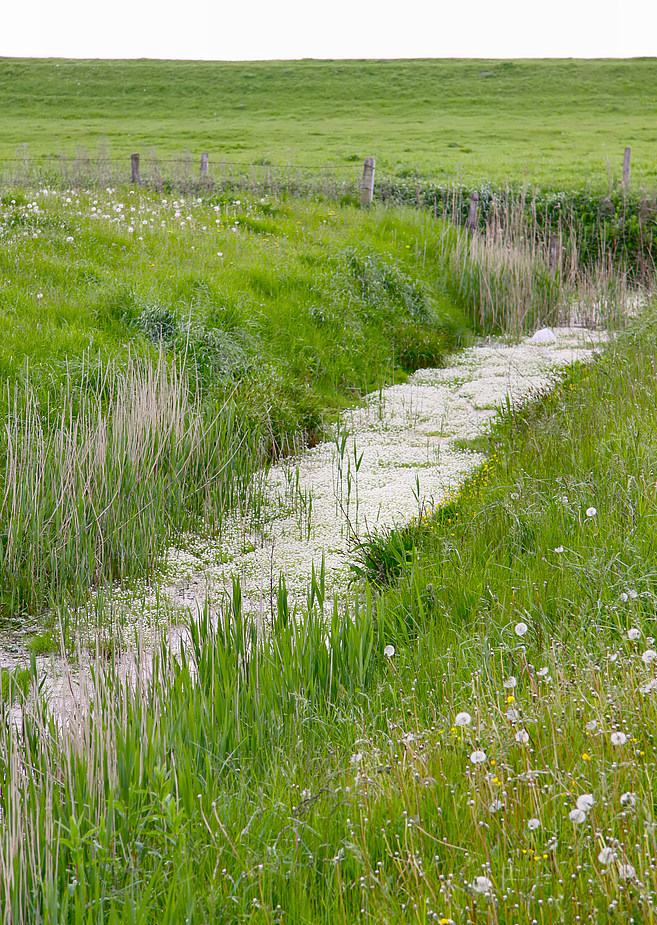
2,149 -> 655,276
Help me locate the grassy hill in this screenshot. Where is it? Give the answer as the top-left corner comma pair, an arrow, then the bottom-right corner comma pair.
1,57 -> 656,187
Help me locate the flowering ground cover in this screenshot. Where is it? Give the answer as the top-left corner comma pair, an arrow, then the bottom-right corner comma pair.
2,296 -> 657,920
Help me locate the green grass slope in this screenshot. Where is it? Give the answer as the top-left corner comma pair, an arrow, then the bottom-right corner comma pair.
6,310 -> 657,922
1,58 -> 656,187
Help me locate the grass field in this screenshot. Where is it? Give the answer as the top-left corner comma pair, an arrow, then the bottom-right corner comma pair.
1,58 -> 656,188
1,55 -> 656,922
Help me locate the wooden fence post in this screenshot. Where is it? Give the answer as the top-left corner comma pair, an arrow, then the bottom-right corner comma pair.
466,191 -> 479,231
200,152 -> 210,178
623,146 -> 631,192
360,157 -> 376,207
131,153 -> 141,185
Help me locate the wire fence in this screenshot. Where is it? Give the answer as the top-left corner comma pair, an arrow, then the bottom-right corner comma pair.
0,149 -> 365,199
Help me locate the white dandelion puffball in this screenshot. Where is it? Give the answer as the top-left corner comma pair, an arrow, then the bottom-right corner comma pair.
470,749 -> 487,765
629,589 -> 638,599
611,731 -> 627,746
350,752 -> 363,766
503,676 -> 517,689
642,649 -> 657,665
454,711 -> 472,727
515,729 -> 530,744
472,876 -> 493,894
628,628 -> 641,641
528,818 -> 541,831
489,799 -> 504,813
506,708 -> 519,722
569,808 -> 587,824
586,506 -> 597,517
618,863 -> 636,880
598,847 -> 617,865
576,794 -> 594,812
585,720 -> 598,733
620,592 -> 629,603
537,666 -> 550,677
383,644 -> 395,658
620,791 -> 637,808
514,622 -> 529,637
554,545 -> 565,553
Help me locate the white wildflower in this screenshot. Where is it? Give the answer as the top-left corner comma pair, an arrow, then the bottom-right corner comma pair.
642,649 -> 657,665
472,876 -> 493,894
503,676 -> 517,689
383,644 -> 395,658
586,506 -> 597,517
617,862 -> 636,880
585,720 -> 598,733
620,792 -> 637,808
620,592 -> 629,603
506,708 -> 519,722
528,818 -> 541,831
569,808 -> 587,824
576,794 -> 594,812
515,729 -> 530,744
628,628 -> 641,641
470,749 -> 487,765
350,752 -> 363,766
554,545 -> 565,553
537,667 -> 550,677
611,731 -> 627,746
598,847 -> 617,865
454,711 -> 472,727
489,799 -> 504,813
514,622 -> 528,637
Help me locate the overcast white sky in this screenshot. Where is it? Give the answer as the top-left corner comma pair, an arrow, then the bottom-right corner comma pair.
1,0 -> 655,59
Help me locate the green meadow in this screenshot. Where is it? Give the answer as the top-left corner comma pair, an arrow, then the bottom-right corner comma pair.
1,57 -> 656,187
1,56 -> 657,923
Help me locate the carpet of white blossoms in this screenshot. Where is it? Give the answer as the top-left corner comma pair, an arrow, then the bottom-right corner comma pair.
0,325 -> 606,718
162,325 -> 605,623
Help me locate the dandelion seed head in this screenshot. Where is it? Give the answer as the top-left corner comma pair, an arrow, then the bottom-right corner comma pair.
569,808 -> 587,824
586,506 -> 597,517
470,749 -> 487,765
472,875 -> 493,894
628,628 -> 641,641
454,711 -> 472,727
598,847 -> 617,865
611,731 -> 627,746
620,791 -> 636,808
528,817 -> 541,831
514,622 -> 528,637
642,649 -> 657,665
383,644 -> 395,658
515,729 -> 530,744
576,794 -> 594,812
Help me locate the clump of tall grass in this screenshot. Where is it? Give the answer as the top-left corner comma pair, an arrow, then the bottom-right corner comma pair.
442,198 -> 647,335
0,354 -> 258,619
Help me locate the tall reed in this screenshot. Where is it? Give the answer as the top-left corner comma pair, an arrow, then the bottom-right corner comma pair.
0,355 -> 259,619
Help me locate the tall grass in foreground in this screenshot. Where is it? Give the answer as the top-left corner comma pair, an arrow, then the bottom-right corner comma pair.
0,355 -> 258,620
4,311 -> 657,921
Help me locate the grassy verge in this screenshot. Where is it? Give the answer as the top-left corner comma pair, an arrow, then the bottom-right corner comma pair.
0,187 -> 472,621
4,304 -> 657,921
